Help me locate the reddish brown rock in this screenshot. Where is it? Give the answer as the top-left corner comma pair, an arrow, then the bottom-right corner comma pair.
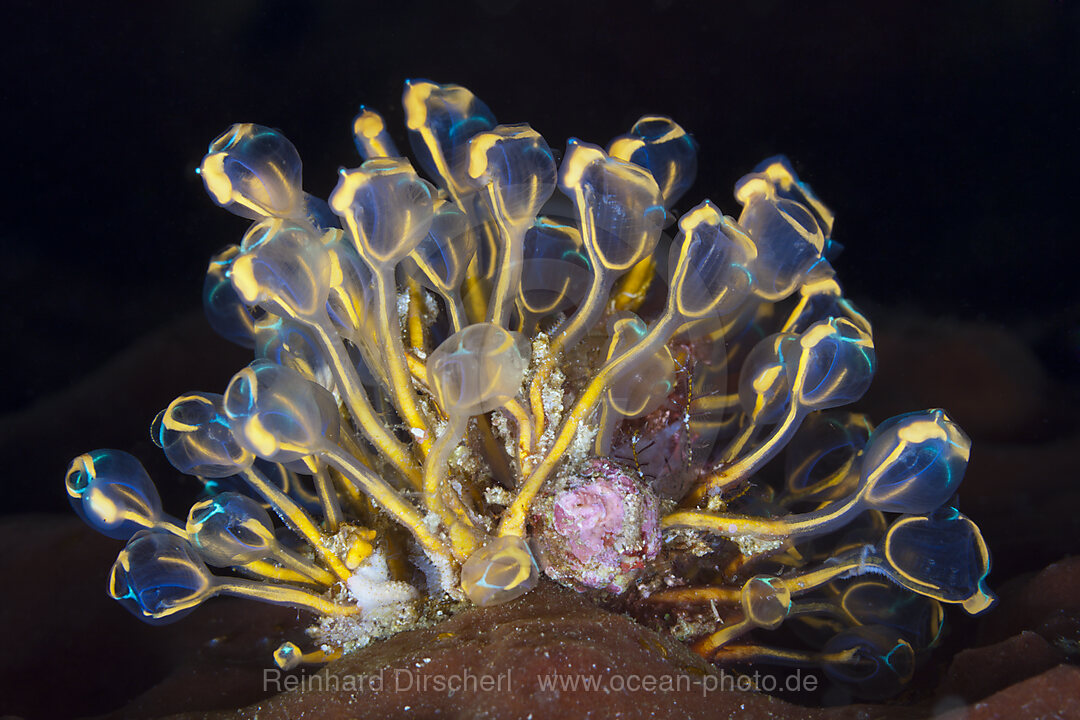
977,556 -> 1080,646
169,581 -> 891,720
936,631 -> 1064,704
934,664 -> 1080,720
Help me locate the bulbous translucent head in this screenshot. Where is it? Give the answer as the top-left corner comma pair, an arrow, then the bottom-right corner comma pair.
735,175 -> 825,302
273,642 -> 304,671
784,411 -> 872,500
460,535 -> 539,606
860,409 -> 970,513
199,123 -> 303,220
410,203 -> 475,293
604,313 -> 676,418
467,124 -> 556,227
65,449 -> 163,539
403,79 -> 497,195
330,157 -> 436,267
822,626 -> 915,700
738,332 -> 800,423
203,244 -> 259,349
609,115 -> 698,209
151,392 -> 255,478
518,219 -> 590,318
749,155 -> 835,239
839,580 -> 944,651
741,576 -> 792,630
230,218 -> 331,319
224,359 -> 341,463
322,229 -> 376,331
558,139 -> 666,272
883,506 -> 994,614
793,317 -> 876,409
667,201 -> 757,319
109,529 -> 212,624
186,492 -> 277,566
255,315 -> 334,390
426,323 -> 529,417
352,106 -> 400,161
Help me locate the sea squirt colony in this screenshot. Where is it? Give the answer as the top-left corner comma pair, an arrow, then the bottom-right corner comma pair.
65,80 -> 993,697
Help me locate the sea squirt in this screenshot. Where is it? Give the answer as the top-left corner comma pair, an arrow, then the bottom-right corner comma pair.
64,80 -> 994,697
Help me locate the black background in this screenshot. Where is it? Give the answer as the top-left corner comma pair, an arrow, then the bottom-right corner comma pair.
1,2 -> 1078,717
